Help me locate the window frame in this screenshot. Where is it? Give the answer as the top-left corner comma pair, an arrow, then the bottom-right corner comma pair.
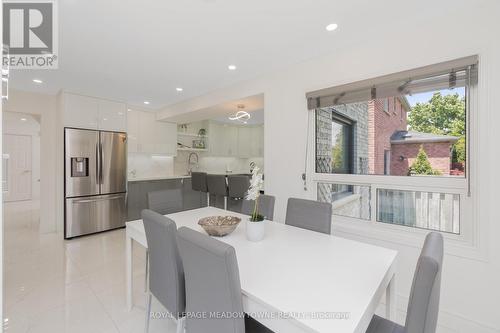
307,60 -> 479,255
330,112 -> 354,174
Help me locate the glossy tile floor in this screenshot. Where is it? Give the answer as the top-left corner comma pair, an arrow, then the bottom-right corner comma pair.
4,200 -> 177,333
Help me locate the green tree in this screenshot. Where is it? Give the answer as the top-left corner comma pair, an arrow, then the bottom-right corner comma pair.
407,92 -> 465,163
408,146 -> 442,176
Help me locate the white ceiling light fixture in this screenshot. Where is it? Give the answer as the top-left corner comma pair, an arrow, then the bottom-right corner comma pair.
20,118 -> 27,121
229,104 -> 250,124
176,87 -> 183,92
143,101 -> 150,105
325,23 -> 338,32
228,65 -> 237,71
32,79 -> 43,84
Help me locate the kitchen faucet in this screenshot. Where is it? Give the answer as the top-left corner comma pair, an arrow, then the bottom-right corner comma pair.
187,152 -> 199,175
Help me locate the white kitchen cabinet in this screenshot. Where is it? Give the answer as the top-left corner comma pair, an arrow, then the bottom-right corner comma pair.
128,110 -> 177,155
154,121 -> 177,155
127,110 -> 140,153
210,122 -> 238,156
62,93 -> 127,132
237,126 -> 252,158
98,99 -> 127,132
63,93 -> 99,129
209,121 -> 263,157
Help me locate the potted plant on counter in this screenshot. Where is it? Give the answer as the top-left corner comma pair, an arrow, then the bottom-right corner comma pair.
245,167 -> 265,241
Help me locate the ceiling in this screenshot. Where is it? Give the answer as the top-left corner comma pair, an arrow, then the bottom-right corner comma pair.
8,0 -> 473,109
162,93 -> 263,124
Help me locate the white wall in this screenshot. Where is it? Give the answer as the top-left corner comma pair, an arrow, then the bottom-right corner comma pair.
157,4 -> 500,332
3,90 -> 58,233
174,150 -> 263,175
128,153 -> 175,179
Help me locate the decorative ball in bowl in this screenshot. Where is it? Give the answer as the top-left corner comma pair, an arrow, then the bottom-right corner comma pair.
198,216 -> 241,237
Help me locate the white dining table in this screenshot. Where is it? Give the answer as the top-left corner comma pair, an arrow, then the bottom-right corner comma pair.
125,207 -> 397,333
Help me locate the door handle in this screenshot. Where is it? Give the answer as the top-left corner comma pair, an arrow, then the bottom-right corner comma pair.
74,195 -> 124,204
99,143 -> 103,185
96,142 -> 100,185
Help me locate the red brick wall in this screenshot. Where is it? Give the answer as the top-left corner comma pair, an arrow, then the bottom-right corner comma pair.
368,98 -> 407,174
391,142 -> 453,176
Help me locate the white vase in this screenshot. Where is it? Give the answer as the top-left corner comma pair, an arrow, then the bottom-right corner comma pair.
246,219 -> 265,242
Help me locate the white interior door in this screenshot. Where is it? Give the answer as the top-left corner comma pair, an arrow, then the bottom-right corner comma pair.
3,134 -> 32,202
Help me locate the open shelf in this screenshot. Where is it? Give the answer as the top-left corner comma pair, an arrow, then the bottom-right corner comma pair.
177,133 -> 207,138
177,147 -> 208,152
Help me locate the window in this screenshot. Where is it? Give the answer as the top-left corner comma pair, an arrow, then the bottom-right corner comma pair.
316,109 -> 353,174
383,98 -> 389,113
317,182 -> 371,220
308,56 -> 478,235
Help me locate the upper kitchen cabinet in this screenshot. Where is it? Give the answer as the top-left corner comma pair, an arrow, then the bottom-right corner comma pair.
237,126 -> 252,158
62,93 -> 100,129
209,121 -> 238,156
128,109 -> 177,156
98,99 -> 127,132
61,92 -> 127,132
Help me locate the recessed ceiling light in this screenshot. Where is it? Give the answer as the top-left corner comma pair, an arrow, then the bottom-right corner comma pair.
127,108 -> 132,112
20,118 -> 27,121
228,65 -> 237,71
144,101 -> 150,105
32,79 -> 43,84
103,118 -> 108,121
325,23 -> 338,32
176,87 -> 183,92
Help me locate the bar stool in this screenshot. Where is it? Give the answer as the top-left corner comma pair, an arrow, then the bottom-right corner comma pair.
207,174 -> 228,210
191,172 -> 209,206
227,175 -> 250,213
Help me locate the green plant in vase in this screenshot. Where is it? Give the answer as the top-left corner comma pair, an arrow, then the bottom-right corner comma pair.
246,166 -> 264,222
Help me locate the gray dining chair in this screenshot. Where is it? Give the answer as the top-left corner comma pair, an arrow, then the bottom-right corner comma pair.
142,210 -> 186,333
144,188 -> 183,292
191,172 -> 209,206
207,174 -> 228,209
366,232 -> 444,333
227,175 -> 250,213
147,188 -> 183,215
284,197 -> 332,234
241,194 -> 276,221
177,227 -> 273,333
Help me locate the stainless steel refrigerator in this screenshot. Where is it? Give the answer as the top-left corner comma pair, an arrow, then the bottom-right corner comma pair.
64,128 -> 127,239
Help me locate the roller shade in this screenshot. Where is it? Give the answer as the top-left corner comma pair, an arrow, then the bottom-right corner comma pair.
306,55 -> 478,110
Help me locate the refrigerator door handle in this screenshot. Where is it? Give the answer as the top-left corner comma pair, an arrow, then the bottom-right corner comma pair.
95,142 -> 100,186
99,142 -> 104,185
73,195 -> 125,204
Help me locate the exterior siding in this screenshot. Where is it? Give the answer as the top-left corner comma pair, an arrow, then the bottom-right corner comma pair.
391,142 -> 453,176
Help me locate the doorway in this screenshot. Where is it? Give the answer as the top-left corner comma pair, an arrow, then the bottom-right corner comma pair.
2,112 -> 41,202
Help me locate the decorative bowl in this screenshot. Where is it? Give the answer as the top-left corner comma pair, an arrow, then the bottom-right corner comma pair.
198,216 -> 241,237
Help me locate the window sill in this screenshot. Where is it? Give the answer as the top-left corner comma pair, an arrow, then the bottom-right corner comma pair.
331,215 -> 488,262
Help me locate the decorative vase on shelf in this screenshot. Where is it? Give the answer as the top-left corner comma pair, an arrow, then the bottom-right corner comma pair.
245,167 -> 265,242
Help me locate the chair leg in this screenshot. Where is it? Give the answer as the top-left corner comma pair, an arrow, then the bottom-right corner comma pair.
144,251 -> 149,292
176,317 -> 185,333
145,292 -> 152,333
224,196 -> 227,210
206,192 -> 210,207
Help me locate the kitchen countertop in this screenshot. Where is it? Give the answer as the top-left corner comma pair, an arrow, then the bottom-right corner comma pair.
127,171 -> 253,182
128,175 -> 191,182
